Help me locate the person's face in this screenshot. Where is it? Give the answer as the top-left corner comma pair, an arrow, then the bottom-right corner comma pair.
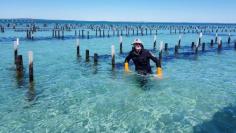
134,43 -> 142,52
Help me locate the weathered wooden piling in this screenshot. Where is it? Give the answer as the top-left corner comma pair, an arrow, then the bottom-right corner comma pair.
164,43 -> 168,51
218,37 -> 222,50
94,53 -> 98,64
195,43 -> 199,54
202,43 -> 205,52
107,30 -> 110,37
16,55 -> 23,74
119,36 -> 123,54
153,35 -> 157,49
215,33 -> 218,43
76,39 -> 80,57
159,41 -> 163,60
14,38 -> 19,64
159,51 -> 162,61
113,30 -> 115,36
111,45 -> 115,68
174,45 -> 178,55
86,49 -> 89,62
58,30 -> 60,39
75,30 -> 77,36
95,29 -> 98,37
79,30 -> 81,37
28,51 -> 34,82
210,39 -> 214,47
228,33 -> 231,44
178,35 -> 181,48
62,30 -> 64,39
103,30 -> 105,37
191,42 -> 195,49
82,30 -> 84,38
99,29 -> 102,37
87,31 -> 90,39
198,33 -> 202,46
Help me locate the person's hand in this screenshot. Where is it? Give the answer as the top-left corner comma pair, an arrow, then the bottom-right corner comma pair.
156,67 -> 163,78
124,62 -> 131,72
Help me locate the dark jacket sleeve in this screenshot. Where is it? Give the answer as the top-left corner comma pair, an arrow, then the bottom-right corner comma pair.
148,51 -> 159,67
125,51 -> 133,63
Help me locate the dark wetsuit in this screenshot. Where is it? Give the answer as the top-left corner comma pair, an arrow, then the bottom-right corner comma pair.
125,47 -> 159,75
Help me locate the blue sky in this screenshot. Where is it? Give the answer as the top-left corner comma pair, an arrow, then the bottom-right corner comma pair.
1,0 -> 235,23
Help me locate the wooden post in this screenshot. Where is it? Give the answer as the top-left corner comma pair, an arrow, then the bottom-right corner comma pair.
174,45 -> 178,55
76,39 -> 80,57
210,39 -> 214,47
82,30 -> 84,38
159,41 -> 163,60
107,30 -> 110,37
199,33 -> 202,46
218,37 -> 222,50
62,30 -> 64,39
75,30 -> 77,36
191,42 -> 195,49
87,31 -> 90,39
195,43 -> 199,54
228,33 -> 231,44
111,45 -> 115,68
58,30 -> 60,39
202,42 -> 205,52
14,38 -> 19,64
215,33 -> 218,43
94,53 -> 98,64
153,35 -> 157,49
86,49 -> 89,62
113,30 -> 115,36
164,43 -> 168,51
178,35 -> 181,48
16,55 -> 23,74
28,51 -> 34,82
95,29 -> 98,37
99,29 -> 101,37
159,51 -> 162,61
119,36 -> 123,54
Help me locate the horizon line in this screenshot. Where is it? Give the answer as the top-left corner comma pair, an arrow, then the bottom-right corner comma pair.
0,17 -> 236,25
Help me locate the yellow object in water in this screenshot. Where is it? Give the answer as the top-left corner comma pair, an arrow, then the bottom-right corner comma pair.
156,67 -> 163,78
124,62 -> 130,72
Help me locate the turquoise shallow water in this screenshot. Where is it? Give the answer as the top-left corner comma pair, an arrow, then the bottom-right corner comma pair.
0,22 -> 236,133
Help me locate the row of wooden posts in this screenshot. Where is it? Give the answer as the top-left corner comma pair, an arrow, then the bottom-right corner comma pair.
12,34 -> 236,87
75,33 -> 236,68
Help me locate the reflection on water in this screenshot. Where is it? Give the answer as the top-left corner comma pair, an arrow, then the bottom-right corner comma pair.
25,82 -> 36,102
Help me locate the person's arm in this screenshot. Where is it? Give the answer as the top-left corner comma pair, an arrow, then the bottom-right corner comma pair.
148,51 -> 163,78
124,51 -> 133,72
148,51 -> 159,67
124,51 -> 132,63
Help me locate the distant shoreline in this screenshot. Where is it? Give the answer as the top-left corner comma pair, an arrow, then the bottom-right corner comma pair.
0,18 -> 235,25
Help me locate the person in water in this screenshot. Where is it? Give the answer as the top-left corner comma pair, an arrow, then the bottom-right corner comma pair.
124,38 -> 162,75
